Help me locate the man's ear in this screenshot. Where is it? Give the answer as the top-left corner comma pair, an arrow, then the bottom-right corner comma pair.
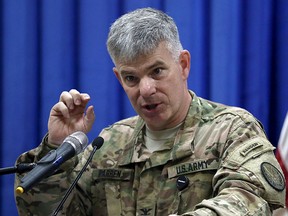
179,50 -> 191,80
113,67 -> 123,85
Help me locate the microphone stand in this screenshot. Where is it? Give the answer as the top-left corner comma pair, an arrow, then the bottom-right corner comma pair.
0,163 -> 36,176
53,137 -> 104,216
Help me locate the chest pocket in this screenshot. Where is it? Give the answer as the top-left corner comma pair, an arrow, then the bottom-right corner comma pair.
160,158 -> 220,214
92,168 -> 134,216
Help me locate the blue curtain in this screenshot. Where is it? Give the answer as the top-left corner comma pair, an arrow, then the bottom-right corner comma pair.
1,0 -> 287,215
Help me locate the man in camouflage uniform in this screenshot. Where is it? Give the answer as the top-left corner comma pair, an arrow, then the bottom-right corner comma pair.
15,7 -> 285,216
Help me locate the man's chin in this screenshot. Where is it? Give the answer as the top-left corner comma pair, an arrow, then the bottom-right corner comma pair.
142,118 -> 167,131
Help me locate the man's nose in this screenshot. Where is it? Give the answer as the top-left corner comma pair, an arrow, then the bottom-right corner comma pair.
139,77 -> 156,97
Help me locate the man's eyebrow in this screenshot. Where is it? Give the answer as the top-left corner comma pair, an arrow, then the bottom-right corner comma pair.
146,60 -> 166,70
119,60 -> 166,76
120,70 -> 134,76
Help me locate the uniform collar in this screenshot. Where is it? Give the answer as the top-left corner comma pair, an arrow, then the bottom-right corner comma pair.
118,91 -> 202,167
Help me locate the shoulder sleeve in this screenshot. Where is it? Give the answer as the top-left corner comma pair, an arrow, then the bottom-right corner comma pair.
184,110 -> 285,215
14,134 -> 89,215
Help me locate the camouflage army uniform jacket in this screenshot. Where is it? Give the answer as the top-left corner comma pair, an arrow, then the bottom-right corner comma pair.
15,91 -> 285,216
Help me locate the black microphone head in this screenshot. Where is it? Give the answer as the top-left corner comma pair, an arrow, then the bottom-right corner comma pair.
64,131 -> 89,154
92,136 -> 104,149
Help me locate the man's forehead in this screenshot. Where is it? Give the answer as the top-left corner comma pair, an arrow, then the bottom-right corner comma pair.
115,41 -> 171,66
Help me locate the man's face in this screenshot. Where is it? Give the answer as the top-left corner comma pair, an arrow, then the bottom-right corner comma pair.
113,42 -> 191,131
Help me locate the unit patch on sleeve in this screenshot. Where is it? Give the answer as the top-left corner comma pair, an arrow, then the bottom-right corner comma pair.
261,162 -> 285,191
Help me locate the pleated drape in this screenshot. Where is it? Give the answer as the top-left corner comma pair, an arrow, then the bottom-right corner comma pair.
1,0 -> 287,215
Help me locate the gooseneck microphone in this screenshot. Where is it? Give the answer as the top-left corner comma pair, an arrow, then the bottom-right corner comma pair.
16,131 -> 89,194
53,136 -> 104,216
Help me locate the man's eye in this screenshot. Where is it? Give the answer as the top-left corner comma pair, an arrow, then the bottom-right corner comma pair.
125,76 -> 136,82
151,68 -> 164,78
124,76 -> 139,86
154,68 -> 162,75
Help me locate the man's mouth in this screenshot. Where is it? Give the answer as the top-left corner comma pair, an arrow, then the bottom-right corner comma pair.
145,104 -> 157,110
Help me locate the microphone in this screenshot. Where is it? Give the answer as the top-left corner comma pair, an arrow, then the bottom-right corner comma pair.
53,136 -> 104,216
16,131 -> 89,194
0,163 -> 36,176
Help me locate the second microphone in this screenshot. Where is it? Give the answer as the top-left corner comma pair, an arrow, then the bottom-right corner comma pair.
16,131 -> 89,194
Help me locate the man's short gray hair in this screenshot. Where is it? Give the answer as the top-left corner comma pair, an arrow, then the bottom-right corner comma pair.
107,7 -> 183,64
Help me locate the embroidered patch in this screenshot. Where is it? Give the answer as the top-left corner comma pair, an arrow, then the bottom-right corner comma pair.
261,162 -> 285,191
138,206 -> 156,216
140,208 -> 153,215
167,158 -> 219,178
93,168 -> 134,180
240,142 -> 263,157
